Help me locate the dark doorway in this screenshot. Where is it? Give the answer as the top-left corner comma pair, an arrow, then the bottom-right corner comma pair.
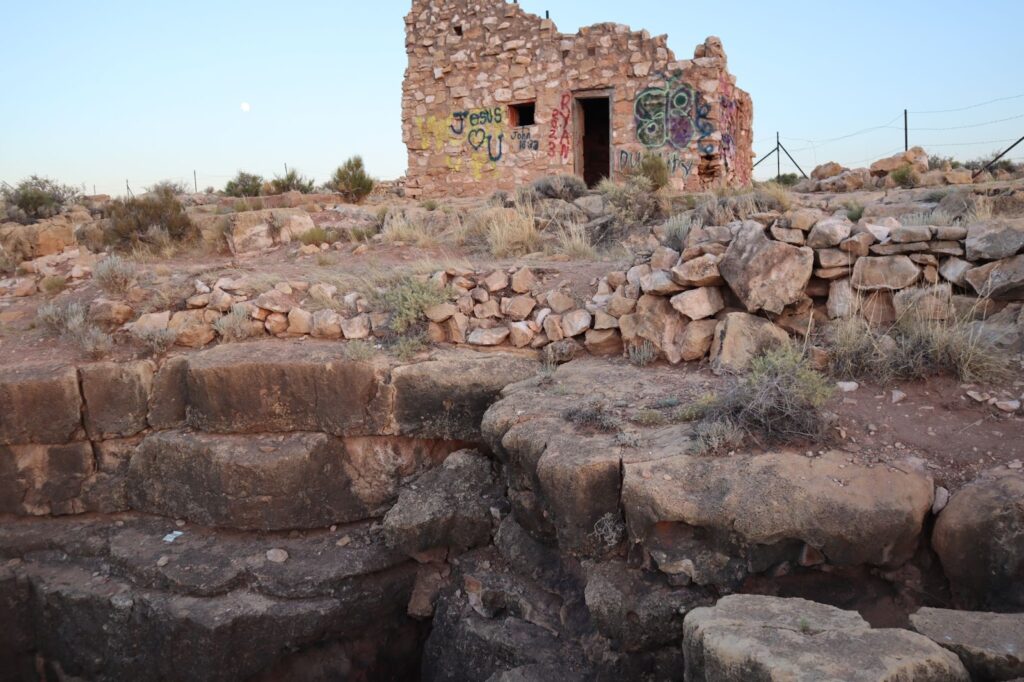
576,96 -> 611,187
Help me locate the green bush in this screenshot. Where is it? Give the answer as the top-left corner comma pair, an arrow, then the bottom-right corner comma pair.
373,275 -> 448,333
775,173 -> 800,187
327,156 -> 375,203
843,200 -> 864,222
890,164 -> 919,189
1,175 -> 81,223
147,180 -> 189,195
106,186 -> 196,248
269,168 -> 315,195
637,153 -> 670,191
224,171 -> 265,197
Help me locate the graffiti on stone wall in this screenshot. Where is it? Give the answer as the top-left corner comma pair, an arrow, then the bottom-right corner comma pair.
416,106 -> 507,180
511,129 -> 540,152
547,92 -> 572,163
634,76 -> 715,157
717,73 -> 749,185
616,150 -> 692,178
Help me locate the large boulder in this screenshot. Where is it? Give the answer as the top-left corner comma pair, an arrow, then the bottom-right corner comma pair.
127,430 -> 459,530
965,219 -> 1024,261
0,442 -> 95,516
622,451 -> 934,587
683,595 -> 968,682
719,223 -> 814,314
965,254 -> 1024,299
584,560 -> 711,652
910,607 -> 1024,681
383,449 -> 499,555
0,364 -> 82,445
391,352 -> 538,441
852,255 -> 921,291
185,341 -> 385,436
0,514 -> 419,682
709,312 -> 790,374
933,468 -> 1024,610
79,361 -> 155,439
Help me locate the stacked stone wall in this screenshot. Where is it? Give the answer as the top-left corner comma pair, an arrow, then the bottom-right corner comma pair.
402,0 -> 754,197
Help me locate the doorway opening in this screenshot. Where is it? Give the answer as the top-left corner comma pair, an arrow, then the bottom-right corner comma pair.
575,96 -> 611,188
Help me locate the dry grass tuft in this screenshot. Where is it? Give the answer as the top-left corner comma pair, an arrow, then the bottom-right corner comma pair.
683,345 -> 835,452
828,297 -> 1012,385
94,255 -> 136,294
552,223 -> 596,260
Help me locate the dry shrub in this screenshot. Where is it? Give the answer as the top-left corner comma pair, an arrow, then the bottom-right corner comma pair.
39,275 -> 67,295
2,175 -> 81,223
372,274 -> 448,333
133,327 -> 177,356
343,339 -> 377,361
37,300 -> 86,335
598,176 -> 662,227
107,186 -> 196,249
389,332 -> 428,362
298,227 -> 339,246
531,174 -> 588,202
563,401 -> 622,432
553,223 -> 596,260
627,339 -> 657,367
214,305 -> 254,342
827,291 -> 1011,384
662,213 -> 701,251
94,255 -> 136,294
381,213 -> 438,247
37,300 -> 112,358
685,345 -> 835,452
754,182 -> 794,211
482,205 -> 542,257
636,153 -> 670,191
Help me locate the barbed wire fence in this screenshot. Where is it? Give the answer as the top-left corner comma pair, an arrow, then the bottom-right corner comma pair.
754,91 -> 1024,181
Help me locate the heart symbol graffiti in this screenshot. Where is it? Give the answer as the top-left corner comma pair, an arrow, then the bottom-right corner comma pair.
467,128 -> 487,151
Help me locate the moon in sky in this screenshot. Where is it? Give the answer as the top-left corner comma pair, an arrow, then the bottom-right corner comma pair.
240,102 -> 252,113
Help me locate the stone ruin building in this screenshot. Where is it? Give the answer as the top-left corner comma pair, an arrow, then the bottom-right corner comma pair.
402,0 -> 754,198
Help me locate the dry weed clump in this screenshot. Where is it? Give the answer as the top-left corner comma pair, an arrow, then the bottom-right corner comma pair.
828,295 -> 1011,385
683,345 -> 835,452
94,255 -> 136,294
478,205 -> 543,257
562,401 -> 622,432
381,212 -> 439,247
662,214 -> 701,251
214,305 -> 255,342
372,275 -> 448,333
531,174 -> 588,202
107,186 -> 196,250
552,223 -> 596,260
598,176 -> 662,227
133,327 -> 177,356
36,300 -> 112,358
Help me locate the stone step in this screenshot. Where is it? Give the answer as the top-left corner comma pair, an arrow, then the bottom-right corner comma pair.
127,429 -> 467,531
0,513 -> 421,681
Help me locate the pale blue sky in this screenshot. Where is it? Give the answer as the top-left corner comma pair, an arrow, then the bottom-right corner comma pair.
2,0 -> 1023,195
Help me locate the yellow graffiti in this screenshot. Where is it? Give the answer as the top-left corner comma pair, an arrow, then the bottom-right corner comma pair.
418,115 -> 451,153
414,107 -> 507,179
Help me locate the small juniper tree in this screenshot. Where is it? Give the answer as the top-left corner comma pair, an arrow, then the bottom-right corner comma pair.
328,156 -> 375,203
224,171 -> 265,197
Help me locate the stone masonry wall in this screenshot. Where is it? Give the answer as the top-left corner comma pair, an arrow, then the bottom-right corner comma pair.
402,0 -> 753,198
